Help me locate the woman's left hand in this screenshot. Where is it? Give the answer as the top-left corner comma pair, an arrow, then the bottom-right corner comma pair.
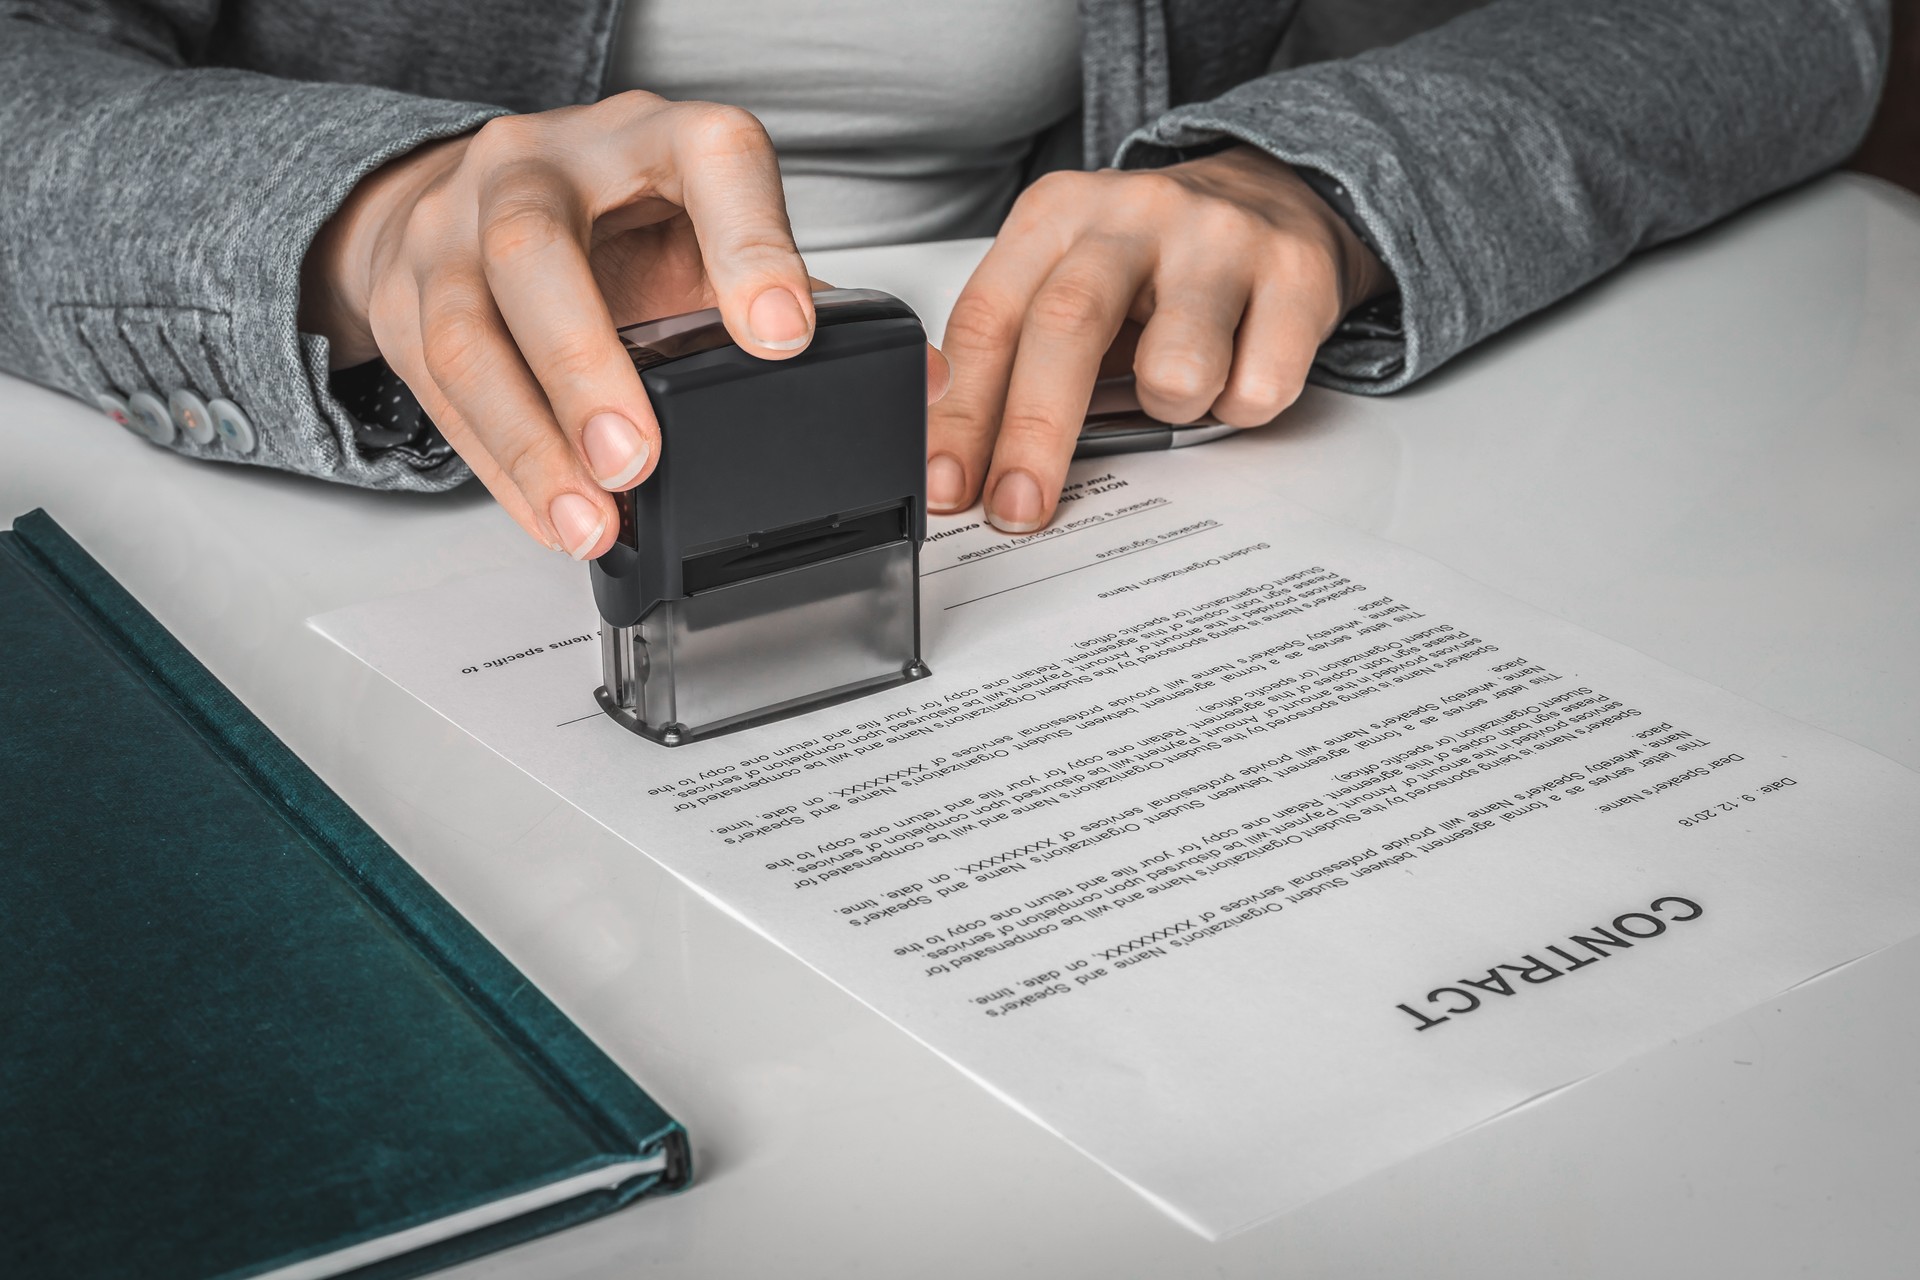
927,145 -> 1388,532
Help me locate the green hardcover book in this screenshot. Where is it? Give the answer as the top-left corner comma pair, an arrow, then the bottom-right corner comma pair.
0,510 -> 689,1280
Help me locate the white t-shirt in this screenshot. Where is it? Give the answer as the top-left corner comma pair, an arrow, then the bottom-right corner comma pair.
608,0 -> 1084,250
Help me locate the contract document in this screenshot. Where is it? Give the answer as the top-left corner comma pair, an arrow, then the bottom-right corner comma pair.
313,454 -> 1920,1238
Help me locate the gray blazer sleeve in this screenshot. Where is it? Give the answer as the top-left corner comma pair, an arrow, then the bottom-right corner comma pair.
1116,0 -> 1891,394
0,5 -> 503,491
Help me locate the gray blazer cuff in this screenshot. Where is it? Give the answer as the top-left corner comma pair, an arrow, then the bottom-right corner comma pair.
1113,0 -> 1890,398
5,33 -> 502,490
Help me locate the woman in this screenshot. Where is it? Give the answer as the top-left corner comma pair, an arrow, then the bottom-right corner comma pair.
0,0 -> 1890,555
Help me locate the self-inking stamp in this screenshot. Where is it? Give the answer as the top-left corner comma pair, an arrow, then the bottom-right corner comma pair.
589,289 -> 930,747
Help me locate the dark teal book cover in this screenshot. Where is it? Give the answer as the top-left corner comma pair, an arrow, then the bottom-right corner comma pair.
0,510 -> 689,1280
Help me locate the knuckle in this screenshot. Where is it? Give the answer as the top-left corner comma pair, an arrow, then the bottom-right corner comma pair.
540,329 -> 611,390
995,409 -> 1072,449
1028,276 -> 1109,333
419,298 -> 496,389
600,88 -> 668,117
469,113 -> 539,160
1136,349 -> 1223,406
478,192 -> 569,264
941,293 -> 1017,352
728,229 -> 801,261
1005,170 -> 1087,230
492,425 -> 572,492
678,102 -> 773,157
1121,168 -> 1189,212
1216,372 -> 1304,425
1023,169 -> 1086,204
926,396 -> 987,442
1192,195 -> 1262,242
403,181 -> 463,243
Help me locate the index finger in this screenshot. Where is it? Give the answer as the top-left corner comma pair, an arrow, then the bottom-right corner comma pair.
476,166 -> 662,492
925,235 -> 1063,512
981,242 -> 1149,532
642,99 -> 816,359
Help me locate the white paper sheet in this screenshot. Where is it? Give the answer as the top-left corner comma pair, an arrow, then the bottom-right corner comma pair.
312,454 -> 1920,1238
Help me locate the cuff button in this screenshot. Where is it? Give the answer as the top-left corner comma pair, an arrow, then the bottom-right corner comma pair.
127,391 -> 176,446
169,388 -> 217,445
208,398 -> 256,455
95,392 -> 139,435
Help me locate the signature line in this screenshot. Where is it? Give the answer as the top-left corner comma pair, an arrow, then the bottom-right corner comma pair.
943,524 -> 1219,610
923,499 -> 1169,576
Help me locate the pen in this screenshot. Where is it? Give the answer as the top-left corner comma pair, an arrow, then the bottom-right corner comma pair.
1074,414 -> 1240,457
1073,374 -> 1240,458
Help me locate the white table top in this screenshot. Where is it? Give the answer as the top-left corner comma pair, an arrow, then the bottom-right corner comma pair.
6,174 -> 1918,1280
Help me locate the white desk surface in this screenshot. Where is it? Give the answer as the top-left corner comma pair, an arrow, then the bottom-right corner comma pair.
6,174 -> 1918,1280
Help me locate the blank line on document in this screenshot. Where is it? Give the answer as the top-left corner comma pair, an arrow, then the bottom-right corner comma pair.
923,498 -> 1170,576
943,521 -> 1221,610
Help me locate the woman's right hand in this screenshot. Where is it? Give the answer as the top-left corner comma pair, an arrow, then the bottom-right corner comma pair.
300,92 -> 824,560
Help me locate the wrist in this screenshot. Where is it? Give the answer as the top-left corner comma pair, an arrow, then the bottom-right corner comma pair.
299,196 -> 377,367
299,133 -> 471,368
1171,146 -> 1390,317
1287,166 -> 1392,313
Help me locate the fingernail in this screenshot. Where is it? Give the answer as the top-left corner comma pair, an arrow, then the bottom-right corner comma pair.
987,470 -> 1045,533
927,453 -> 965,509
582,412 -> 650,489
748,288 -> 811,350
549,492 -> 607,560
927,347 -> 953,403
